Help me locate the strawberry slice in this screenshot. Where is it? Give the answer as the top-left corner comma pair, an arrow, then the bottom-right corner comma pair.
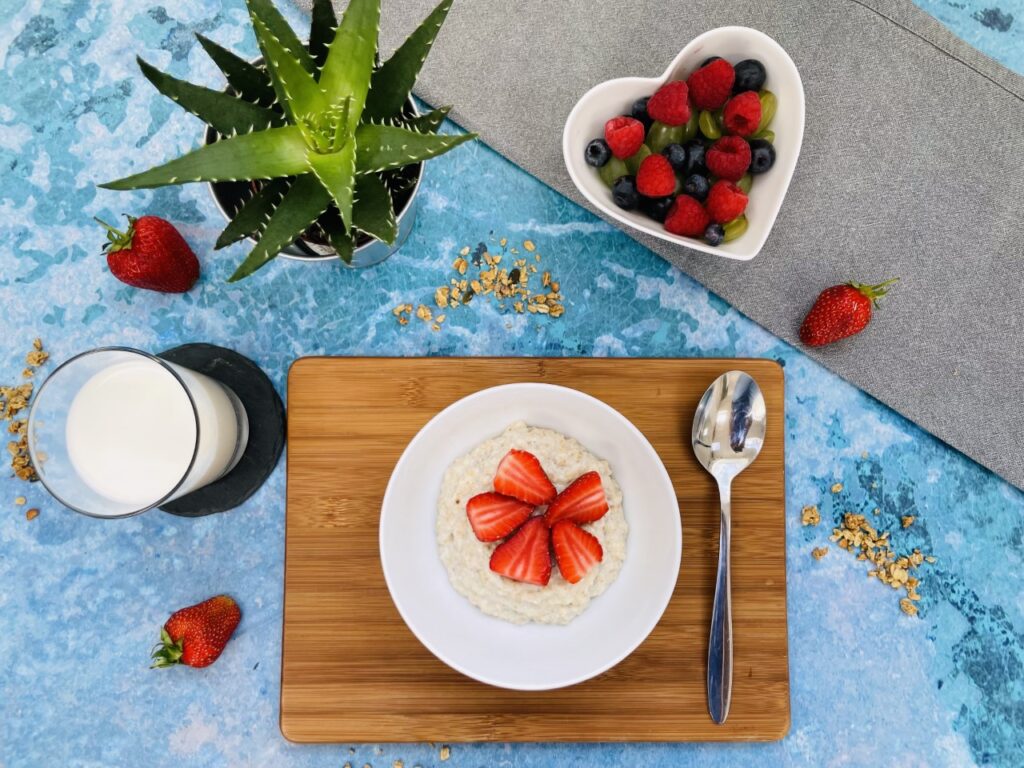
488,516 -> 552,586
543,471 -> 608,527
551,520 -> 604,584
465,492 -> 534,542
493,449 -> 556,506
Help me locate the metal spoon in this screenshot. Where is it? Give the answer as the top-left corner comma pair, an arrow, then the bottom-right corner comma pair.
691,371 -> 767,724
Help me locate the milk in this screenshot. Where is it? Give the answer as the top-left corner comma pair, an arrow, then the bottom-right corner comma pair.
64,359 -> 247,512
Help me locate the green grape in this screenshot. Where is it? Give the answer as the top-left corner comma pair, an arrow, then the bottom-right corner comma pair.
598,156 -> 629,187
698,110 -> 721,140
722,214 -> 749,242
625,144 -> 652,175
646,121 -> 684,153
757,90 -> 777,133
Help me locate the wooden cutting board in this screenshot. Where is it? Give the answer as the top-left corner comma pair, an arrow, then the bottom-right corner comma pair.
282,358 -> 788,742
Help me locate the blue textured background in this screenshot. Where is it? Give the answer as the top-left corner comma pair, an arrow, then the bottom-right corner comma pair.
1,1 -> 1022,766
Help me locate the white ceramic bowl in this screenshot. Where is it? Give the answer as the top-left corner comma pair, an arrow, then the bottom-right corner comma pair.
379,383 -> 681,690
562,26 -> 805,261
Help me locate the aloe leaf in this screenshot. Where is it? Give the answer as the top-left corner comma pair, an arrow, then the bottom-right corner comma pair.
352,173 -> 397,244
195,34 -> 276,106
308,0 -> 338,69
137,57 -> 283,136
215,179 -> 290,249
229,174 -> 331,281
251,14 -> 327,122
396,105 -> 451,134
326,222 -> 355,264
99,125 -> 310,190
320,0 -> 379,134
354,124 -> 475,173
244,0 -> 314,73
363,0 -> 452,121
306,141 -> 356,230
317,206 -> 355,264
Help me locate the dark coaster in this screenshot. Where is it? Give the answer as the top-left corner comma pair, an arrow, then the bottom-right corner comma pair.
157,343 -> 285,518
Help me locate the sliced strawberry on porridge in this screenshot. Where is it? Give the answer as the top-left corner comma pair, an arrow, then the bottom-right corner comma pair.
494,449 -> 557,506
465,492 -> 535,542
544,471 -> 608,527
489,516 -> 552,586
551,520 -> 604,584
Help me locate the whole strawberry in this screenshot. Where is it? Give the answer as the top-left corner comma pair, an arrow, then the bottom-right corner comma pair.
799,279 -> 898,346
97,215 -> 199,293
151,595 -> 241,669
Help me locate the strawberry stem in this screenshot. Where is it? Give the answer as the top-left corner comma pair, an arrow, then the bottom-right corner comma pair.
150,627 -> 184,669
850,277 -> 899,307
95,215 -> 137,254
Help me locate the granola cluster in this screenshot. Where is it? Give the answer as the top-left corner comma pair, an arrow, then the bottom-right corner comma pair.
393,238 -> 565,330
827,512 -> 936,617
3,339 -> 48,483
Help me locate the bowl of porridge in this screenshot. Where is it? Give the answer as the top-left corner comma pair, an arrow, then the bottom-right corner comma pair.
379,383 -> 681,690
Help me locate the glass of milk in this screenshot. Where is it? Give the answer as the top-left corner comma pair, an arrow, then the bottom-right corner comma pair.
27,347 -> 249,518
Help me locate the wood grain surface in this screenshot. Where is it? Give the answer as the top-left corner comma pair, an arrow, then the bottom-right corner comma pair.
282,358 -> 789,742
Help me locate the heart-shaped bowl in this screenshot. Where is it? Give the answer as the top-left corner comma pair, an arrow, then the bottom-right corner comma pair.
562,26 -> 805,261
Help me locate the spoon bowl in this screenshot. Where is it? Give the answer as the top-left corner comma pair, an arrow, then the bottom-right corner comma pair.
692,371 -> 767,483
691,370 -> 767,724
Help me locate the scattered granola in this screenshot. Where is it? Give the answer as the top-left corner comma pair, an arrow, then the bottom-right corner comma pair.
801,505 -> 820,526
901,515 -> 915,528
3,339 -> 48,484
393,238 -> 566,328
830,482 -> 843,493
811,546 -> 828,560
899,598 -> 918,617
25,508 -> 38,521
14,496 -> 26,506
828,512 -> 935,616
393,761 -> 404,768
439,746 -> 451,761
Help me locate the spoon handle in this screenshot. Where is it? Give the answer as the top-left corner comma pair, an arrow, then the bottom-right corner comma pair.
707,479 -> 733,724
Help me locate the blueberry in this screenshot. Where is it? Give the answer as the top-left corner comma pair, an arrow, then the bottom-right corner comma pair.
748,139 -> 776,174
700,56 -> 722,68
641,195 -> 675,222
585,138 -> 611,167
611,176 -> 639,210
661,142 -> 688,171
733,59 -> 766,93
704,223 -> 725,246
683,174 -> 710,202
683,140 -> 707,175
631,96 -> 653,130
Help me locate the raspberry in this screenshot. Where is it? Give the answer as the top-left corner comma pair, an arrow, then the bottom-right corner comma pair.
635,155 -> 676,197
687,59 -> 735,110
723,91 -> 762,136
646,81 -> 691,126
664,195 -> 710,237
706,136 -> 751,181
604,116 -> 645,159
705,180 -> 748,223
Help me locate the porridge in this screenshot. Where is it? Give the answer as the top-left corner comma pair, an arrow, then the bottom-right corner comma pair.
436,421 -> 627,624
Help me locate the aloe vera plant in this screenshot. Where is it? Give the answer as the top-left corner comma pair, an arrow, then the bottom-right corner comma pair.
100,0 -> 474,281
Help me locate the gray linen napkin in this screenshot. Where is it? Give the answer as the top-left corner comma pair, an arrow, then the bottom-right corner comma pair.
301,0 -> 1024,489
